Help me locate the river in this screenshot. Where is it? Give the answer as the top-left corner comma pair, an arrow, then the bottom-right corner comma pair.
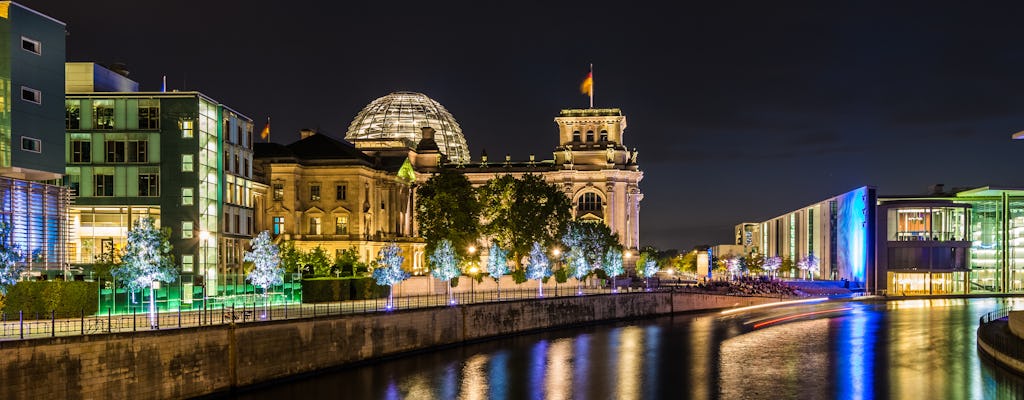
231,297 -> 1024,399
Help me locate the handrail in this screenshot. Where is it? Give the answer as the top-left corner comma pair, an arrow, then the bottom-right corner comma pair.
980,308 -> 1013,324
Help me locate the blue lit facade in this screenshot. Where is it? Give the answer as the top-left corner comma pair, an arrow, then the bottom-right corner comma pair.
753,186 -> 877,290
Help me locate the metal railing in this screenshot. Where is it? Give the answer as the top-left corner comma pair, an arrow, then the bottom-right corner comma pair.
980,308 -> 1014,324
0,284 -> 673,341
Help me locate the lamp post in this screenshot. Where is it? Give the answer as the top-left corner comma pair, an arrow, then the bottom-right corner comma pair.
551,247 -> 562,295
199,230 -> 209,319
468,245 -> 477,303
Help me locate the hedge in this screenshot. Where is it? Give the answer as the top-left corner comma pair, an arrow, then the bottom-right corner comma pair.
302,277 -> 388,303
1,281 -> 99,318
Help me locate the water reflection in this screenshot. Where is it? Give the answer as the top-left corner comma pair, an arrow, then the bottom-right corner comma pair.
232,298 -> 1024,400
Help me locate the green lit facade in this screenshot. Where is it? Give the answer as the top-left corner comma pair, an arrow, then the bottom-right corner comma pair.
65,91 -> 280,309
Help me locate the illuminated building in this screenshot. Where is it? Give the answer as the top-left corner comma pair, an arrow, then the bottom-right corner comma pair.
65,63 -> 266,300
742,184 -> 1024,295
0,2 -> 70,277
256,92 -> 643,270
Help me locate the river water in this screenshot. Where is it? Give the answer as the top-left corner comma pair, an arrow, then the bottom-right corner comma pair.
232,297 -> 1024,399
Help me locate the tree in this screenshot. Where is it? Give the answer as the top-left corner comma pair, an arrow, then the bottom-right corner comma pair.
562,221 -> 620,272
0,222 -> 22,296
726,257 -> 745,279
333,246 -> 362,276
524,242 -> 552,296
429,239 -> 461,304
603,247 -> 624,293
763,256 -> 782,278
416,170 -> 481,259
485,242 -> 510,299
306,245 -> 332,277
636,251 -> 659,289
279,241 -> 303,274
676,251 -> 698,274
244,231 -> 283,315
745,255 -> 764,275
479,174 -> 571,269
372,242 -> 409,310
780,257 -> 795,278
566,247 -> 591,295
798,254 -> 819,280
111,217 -> 177,329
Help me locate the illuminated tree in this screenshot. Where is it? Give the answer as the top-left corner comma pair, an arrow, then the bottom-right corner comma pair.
726,257 -> 746,279
798,254 -> 819,280
0,222 -> 23,296
566,247 -> 590,295
525,242 -> 552,296
112,217 -> 177,329
244,231 -> 283,314
561,221 -> 619,271
636,252 -> 660,290
416,170 -> 481,259
430,239 -> 461,304
763,256 -> 782,278
603,247 -> 624,292
372,242 -> 409,310
486,242 -> 510,299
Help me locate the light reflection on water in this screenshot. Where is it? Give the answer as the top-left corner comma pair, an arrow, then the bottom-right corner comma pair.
233,298 -> 1024,400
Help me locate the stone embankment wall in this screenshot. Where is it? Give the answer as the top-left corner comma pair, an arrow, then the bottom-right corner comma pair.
0,292 -> 778,399
978,310 -> 1024,375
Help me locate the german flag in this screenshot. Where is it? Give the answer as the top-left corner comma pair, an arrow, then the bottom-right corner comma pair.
260,118 -> 270,140
580,72 -> 593,97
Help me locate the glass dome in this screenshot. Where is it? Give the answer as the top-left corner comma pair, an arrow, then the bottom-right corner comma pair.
345,92 -> 470,163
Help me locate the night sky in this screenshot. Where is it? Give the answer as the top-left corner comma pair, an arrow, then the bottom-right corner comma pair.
25,1 -> 1024,250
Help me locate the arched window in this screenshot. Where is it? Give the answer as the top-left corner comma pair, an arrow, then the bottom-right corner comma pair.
578,192 -> 601,212
572,130 -> 581,142
599,130 -> 608,142
586,130 -> 595,142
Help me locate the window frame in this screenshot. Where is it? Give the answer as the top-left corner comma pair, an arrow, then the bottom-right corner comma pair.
20,36 -> 41,55
20,137 -> 41,153
182,187 -> 194,206
20,86 -> 41,104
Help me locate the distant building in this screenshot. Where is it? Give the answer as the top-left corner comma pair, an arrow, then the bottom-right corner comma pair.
65,63 -> 265,298
0,2 -> 70,277
734,222 -> 760,255
256,92 -> 643,270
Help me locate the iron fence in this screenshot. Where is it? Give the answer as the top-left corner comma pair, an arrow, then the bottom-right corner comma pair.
0,284 -> 675,341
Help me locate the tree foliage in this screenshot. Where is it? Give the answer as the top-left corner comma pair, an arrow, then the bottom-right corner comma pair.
429,239 -> 461,282
0,222 -> 22,296
637,250 -> 660,279
333,246 -> 365,276
525,242 -> 552,281
279,241 -> 302,274
111,217 -> 177,296
479,174 -> 571,268
562,221 -> 620,271
485,242 -> 509,282
416,170 -> 481,259
676,251 -> 698,273
244,231 -> 283,291
603,247 -> 624,278
372,242 -> 409,287
763,256 -> 782,276
566,247 -> 590,281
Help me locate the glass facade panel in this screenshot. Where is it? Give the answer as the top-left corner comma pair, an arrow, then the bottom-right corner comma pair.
968,200 -> 1002,292
1009,199 -> 1024,292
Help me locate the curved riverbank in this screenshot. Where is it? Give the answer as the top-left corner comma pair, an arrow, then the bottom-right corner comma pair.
977,310 -> 1024,377
0,291 -> 781,399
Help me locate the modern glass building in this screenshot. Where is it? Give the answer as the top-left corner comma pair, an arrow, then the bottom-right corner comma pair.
65,63 -> 269,306
742,185 -> 1024,295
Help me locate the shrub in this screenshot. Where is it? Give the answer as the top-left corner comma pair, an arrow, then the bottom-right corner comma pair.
2,281 -> 99,318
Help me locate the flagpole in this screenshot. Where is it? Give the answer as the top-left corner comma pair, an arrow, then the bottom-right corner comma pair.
267,116 -> 271,142
589,63 -> 594,109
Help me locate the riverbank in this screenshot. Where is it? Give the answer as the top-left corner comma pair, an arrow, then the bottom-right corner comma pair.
977,310 -> 1024,377
0,291 -> 781,399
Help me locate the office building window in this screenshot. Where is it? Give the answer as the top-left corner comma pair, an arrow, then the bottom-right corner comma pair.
71,140 -> 90,163
181,254 -> 193,273
94,174 -> 114,197
336,185 -> 346,200
235,214 -> 241,235
21,87 -> 40,104
127,141 -> 147,163
335,216 -> 348,234
309,217 -> 321,235
223,150 -> 231,173
20,137 -> 40,153
182,221 -> 194,239
66,100 -> 81,129
105,141 -> 125,162
139,174 -> 159,197
180,119 -> 194,138
182,187 -> 194,205
273,183 -> 283,201
138,99 -> 159,129
273,217 -> 284,235
21,37 -> 40,55
310,184 -> 321,201
182,154 -> 194,172
66,173 -> 80,196
94,100 -> 114,129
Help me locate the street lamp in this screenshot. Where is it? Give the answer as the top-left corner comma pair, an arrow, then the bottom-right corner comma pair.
468,245 -> 477,303
199,230 -> 209,322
